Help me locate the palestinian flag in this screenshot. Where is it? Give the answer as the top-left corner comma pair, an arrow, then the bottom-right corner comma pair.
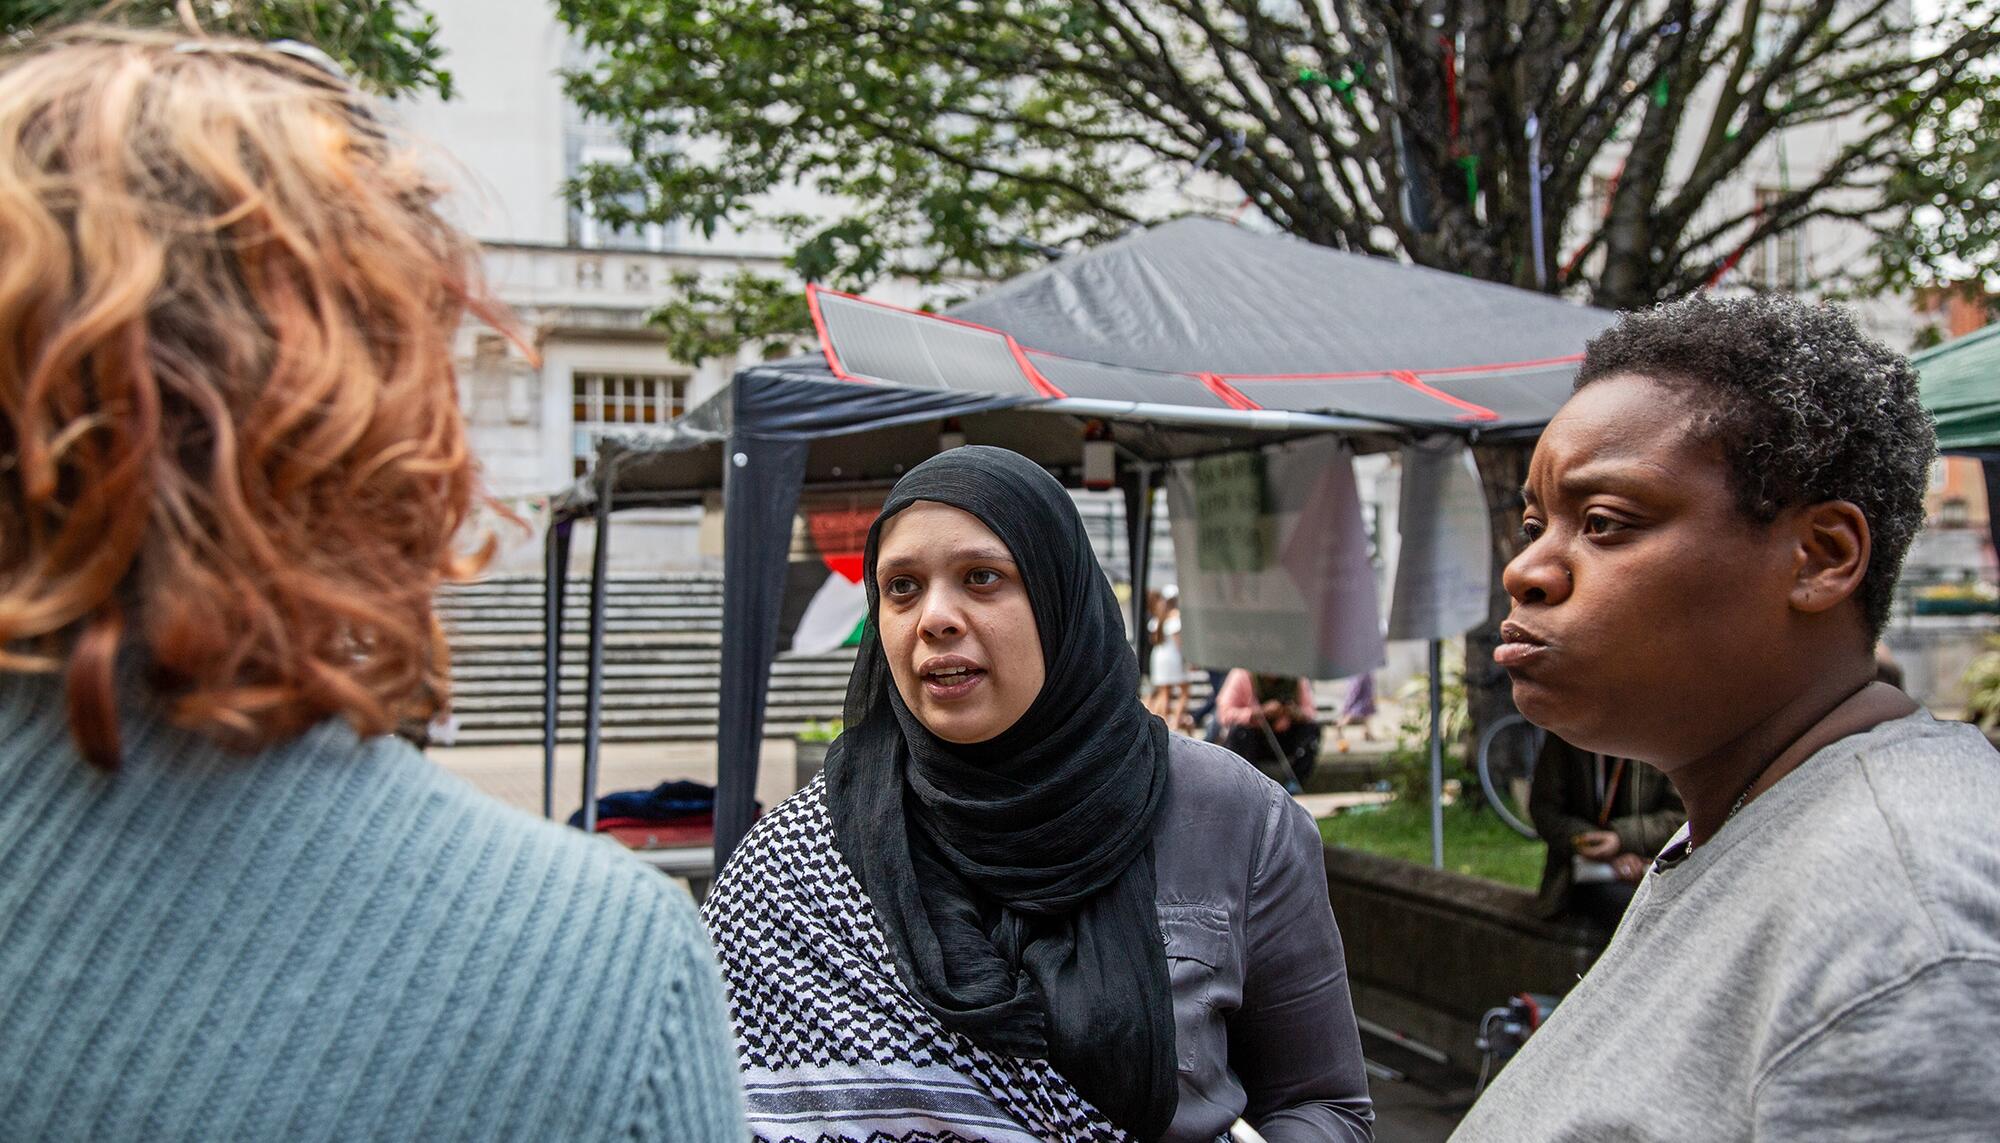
775,498 -> 880,655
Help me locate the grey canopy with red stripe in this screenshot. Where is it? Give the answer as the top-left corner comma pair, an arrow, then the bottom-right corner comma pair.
814,215 -> 1615,431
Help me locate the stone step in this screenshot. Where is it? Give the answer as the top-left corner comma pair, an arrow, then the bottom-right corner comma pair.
454,684 -> 845,712
449,635 -> 732,653
449,659 -> 854,682
452,680 -> 851,700
444,723 -> 809,746
434,573 -> 853,745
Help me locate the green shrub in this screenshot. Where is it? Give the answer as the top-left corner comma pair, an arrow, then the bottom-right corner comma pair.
1385,661 -> 1469,805
1963,637 -> 2000,731
796,718 -> 844,743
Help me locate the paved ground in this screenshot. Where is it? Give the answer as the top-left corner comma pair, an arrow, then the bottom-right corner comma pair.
1369,1076 -> 1471,1142
433,738 -> 803,823
433,735 -> 1398,823
1359,1031 -> 1479,1141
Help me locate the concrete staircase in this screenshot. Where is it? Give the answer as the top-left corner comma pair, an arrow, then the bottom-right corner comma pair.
438,574 -> 856,746
434,496 -> 1171,748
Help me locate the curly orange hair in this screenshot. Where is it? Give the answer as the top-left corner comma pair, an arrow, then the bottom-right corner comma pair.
0,28 -> 512,766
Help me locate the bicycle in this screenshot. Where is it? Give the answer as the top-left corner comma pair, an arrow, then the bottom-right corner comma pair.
1475,713 -> 1544,839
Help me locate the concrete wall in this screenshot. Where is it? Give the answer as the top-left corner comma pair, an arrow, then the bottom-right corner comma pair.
1324,846 -> 1607,1076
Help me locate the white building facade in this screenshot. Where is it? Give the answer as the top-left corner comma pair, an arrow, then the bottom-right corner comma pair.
398,0 -> 846,572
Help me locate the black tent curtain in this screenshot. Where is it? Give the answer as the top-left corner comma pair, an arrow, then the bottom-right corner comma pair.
714,433 -> 809,862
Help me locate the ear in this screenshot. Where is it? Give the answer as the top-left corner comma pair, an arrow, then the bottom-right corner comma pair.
1788,500 -> 1871,616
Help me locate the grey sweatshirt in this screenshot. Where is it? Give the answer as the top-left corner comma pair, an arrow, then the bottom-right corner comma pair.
1453,711 -> 2000,1142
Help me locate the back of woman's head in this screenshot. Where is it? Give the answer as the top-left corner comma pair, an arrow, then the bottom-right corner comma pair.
0,27 -> 504,765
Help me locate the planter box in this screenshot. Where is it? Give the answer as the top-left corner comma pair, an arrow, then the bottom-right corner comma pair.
795,739 -> 832,789
1323,846 -> 1607,1076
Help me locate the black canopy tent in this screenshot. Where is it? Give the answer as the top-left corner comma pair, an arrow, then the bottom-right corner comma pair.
542,219 -> 1617,872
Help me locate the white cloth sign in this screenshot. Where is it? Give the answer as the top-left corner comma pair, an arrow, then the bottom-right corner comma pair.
1166,438 -> 1385,679
1387,436 -> 1492,640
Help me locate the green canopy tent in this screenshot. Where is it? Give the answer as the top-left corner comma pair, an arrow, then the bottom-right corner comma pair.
1913,323 -> 2000,562
1916,323 -> 2000,458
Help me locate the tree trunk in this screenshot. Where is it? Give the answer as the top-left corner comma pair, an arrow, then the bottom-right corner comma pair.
1464,440 -> 1534,804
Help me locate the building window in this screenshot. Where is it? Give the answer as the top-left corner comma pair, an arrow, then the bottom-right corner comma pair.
568,140 -> 675,252
572,371 -> 686,475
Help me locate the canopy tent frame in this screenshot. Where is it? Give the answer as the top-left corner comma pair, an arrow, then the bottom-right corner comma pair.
533,218 -> 1618,874
539,376 -> 1401,865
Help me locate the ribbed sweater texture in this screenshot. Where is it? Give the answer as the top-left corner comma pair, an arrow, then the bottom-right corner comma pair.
0,676 -> 747,1142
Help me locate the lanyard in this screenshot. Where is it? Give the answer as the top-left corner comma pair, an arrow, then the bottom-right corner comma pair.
1593,755 -> 1628,828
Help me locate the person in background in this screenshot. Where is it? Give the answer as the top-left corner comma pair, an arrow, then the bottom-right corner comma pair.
1215,669 -> 1322,791
0,29 -> 744,1141
1527,736 -> 1685,930
1453,294 -> 2000,1140
1331,673 -> 1377,753
1187,666 -> 1233,739
1145,586 -> 1192,732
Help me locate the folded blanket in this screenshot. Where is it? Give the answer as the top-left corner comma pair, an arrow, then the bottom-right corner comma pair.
567,779 -> 732,830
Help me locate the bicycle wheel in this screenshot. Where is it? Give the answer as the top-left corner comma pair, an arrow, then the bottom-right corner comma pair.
1476,714 -> 1544,839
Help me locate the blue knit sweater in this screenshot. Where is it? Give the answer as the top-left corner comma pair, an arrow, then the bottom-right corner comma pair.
0,676 -> 747,1141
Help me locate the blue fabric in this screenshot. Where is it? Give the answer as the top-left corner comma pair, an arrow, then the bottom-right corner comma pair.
568,779 -> 740,828
0,676 -> 746,1142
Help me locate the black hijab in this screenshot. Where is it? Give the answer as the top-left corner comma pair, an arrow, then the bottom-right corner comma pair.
823,446 -> 1177,1139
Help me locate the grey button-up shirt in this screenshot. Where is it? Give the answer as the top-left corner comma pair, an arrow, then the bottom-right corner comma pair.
1153,736 -> 1375,1142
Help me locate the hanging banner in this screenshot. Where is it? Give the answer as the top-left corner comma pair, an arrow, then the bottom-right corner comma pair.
1387,436 -> 1492,640
776,491 -> 885,655
1166,438 -> 1385,679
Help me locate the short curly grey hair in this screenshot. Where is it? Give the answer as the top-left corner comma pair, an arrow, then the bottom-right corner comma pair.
1575,293 -> 1937,640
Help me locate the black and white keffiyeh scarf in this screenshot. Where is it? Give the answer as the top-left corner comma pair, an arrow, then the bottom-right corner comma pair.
701,777 -> 1130,1143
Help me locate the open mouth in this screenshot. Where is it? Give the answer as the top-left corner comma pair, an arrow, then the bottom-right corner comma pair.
921,663 -> 987,699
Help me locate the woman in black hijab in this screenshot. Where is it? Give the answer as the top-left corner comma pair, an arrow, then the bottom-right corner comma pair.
701,446 -> 1373,1143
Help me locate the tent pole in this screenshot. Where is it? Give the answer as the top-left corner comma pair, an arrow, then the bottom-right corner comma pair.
1984,461 -> 2000,576
541,518 -> 573,821
580,472 -> 613,834
1127,462 -> 1155,665
1428,638 -> 1445,869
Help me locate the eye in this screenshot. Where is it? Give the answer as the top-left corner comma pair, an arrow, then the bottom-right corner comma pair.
883,575 -> 919,598
966,568 -> 1002,588
1519,518 -> 1545,543
1583,512 -> 1628,537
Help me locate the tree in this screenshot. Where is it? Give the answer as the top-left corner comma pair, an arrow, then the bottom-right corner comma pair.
1,1 -> 453,97
556,0 -> 2000,786
1868,54 -> 2000,299
558,0 -> 2000,321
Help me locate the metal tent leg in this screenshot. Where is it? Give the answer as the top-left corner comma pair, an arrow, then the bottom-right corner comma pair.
541,518 -> 573,821
580,481 -> 613,834
1428,638 -> 1445,869
1125,463 -> 1155,665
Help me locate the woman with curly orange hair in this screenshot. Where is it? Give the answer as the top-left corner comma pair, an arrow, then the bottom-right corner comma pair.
0,28 -> 743,1140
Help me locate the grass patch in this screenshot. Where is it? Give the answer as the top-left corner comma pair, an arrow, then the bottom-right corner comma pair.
1318,799 -> 1545,890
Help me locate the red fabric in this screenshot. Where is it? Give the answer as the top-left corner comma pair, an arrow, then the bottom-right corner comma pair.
598,815 -> 715,850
